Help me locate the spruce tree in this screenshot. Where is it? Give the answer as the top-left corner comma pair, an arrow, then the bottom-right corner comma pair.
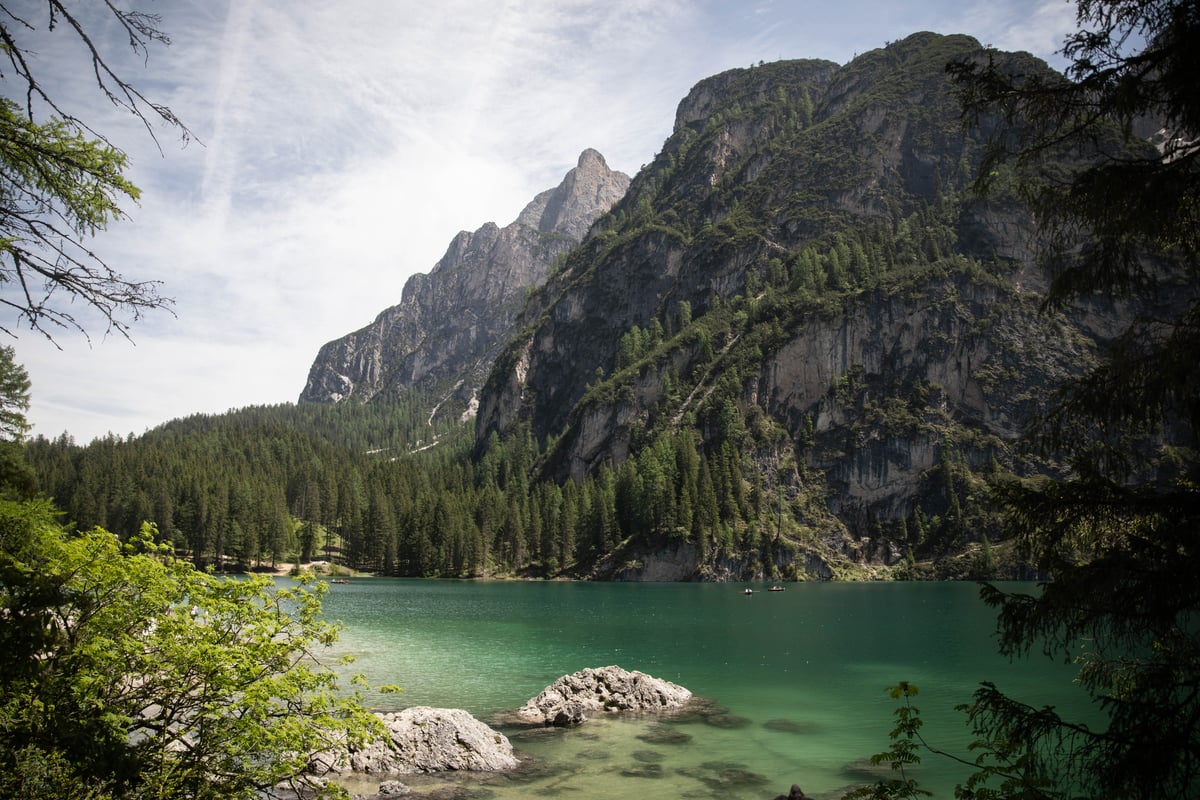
911,2 -> 1200,797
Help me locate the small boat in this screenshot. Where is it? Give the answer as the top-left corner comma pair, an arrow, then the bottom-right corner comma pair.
744,588 -> 754,595
331,579 -> 349,584
768,585 -> 785,592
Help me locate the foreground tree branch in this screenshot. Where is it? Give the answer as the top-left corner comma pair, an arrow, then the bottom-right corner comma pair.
0,1 -> 194,342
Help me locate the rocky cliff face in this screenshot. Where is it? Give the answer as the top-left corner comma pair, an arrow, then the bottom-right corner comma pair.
475,33 -> 1153,579
299,149 -> 630,421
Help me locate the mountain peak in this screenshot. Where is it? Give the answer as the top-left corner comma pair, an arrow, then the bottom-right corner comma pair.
299,149 -> 629,414
516,150 -> 630,239
577,147 -> 608,169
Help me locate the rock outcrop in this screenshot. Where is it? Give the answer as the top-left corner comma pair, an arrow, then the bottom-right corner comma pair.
473,33 -> 1169,579
515,666 -> 693,727
299,149 -> 629,425
329,707 -> 518,775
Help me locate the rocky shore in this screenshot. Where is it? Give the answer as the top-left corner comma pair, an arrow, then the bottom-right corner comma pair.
335,707 -> 519,776
513,665 -> 693,726
328,665 -> 694,798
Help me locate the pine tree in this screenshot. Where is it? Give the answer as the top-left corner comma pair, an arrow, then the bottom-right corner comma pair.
913,3 -> 1200,798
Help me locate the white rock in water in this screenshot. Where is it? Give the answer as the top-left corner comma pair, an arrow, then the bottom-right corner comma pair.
516,665 -> 693,726
335,707 -> 518,775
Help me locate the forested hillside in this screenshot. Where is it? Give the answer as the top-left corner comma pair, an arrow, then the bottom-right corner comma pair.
25,32 -> 1184,582
26,402 -> 767,579
6,3 -> 1199,798
475,32 -> 1167,579
26,400 -> 468,572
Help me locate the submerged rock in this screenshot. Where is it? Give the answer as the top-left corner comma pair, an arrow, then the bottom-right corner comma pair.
515,665 -> 693,727
637,724 -> 694,746
763,719 -> 819,735
621,763 -> 665,779
329,707 -> 519,776
694,762 -> 771,791
701,712 -> 752,730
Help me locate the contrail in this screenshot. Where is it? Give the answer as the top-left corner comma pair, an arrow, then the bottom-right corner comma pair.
200,0 -> 257,226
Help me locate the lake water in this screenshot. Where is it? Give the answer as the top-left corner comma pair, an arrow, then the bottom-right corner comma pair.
317,579 -> 1091,799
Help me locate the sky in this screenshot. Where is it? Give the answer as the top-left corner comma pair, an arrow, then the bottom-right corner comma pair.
6,0 -> 1078,443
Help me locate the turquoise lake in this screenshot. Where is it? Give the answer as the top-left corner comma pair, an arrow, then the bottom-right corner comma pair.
316,580 -> 1092,799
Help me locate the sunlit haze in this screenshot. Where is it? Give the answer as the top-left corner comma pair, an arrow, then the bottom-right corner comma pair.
8,0 -> 1075,442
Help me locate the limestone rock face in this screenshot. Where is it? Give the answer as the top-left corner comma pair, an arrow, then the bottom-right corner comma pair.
476,36 -> 1019,466
515,666 -> 693,727
299,149 -> 629,424
338,707 -> 518,775
472,33 -> 1170,578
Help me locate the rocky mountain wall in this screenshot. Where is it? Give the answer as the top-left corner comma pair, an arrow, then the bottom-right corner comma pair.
473,33 -> 1162,577
299,149 -> 629,423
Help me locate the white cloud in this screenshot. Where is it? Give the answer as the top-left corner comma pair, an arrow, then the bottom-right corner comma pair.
12,0 -> 1080,442
948,0 -> 1076,64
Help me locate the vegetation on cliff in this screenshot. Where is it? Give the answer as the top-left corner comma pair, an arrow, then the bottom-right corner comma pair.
856,1 -> 1200,798
24,31 -> 1168,583
476,31 -> 1152,580
6,1 -> 1199,796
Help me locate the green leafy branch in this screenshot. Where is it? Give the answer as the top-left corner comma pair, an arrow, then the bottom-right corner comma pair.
844,682 -> 932,800
0,1 -> 193,341
846,682 -> 1071,800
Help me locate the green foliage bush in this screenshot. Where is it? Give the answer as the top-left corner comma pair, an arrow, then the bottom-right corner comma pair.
0,507 -> 380,799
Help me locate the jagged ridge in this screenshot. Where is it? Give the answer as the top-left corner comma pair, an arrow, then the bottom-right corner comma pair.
299,149 -> 630,425
473,32 -> 1156,580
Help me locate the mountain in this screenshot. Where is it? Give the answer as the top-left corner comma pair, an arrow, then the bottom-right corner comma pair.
29,33 -> 1181,583
474,32 -> 1162,580
299,149 -> 630,423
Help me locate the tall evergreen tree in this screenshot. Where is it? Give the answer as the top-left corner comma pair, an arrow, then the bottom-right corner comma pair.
0,346 -> 34,498
892,4 -> 1200,798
